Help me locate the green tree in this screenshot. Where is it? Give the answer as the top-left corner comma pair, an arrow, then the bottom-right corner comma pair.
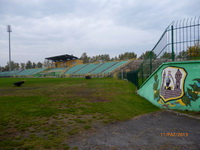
43,60 -> 53,68
113,56 -> 118,61
99,54 -> 110,62
26,60 -> 33,69
139,51 -> 156,59
80,52 -> 90,63
118,52 -> 137,60
37,62 -> 43,68
89,56 -> 99,63
89,54 -> 110,63
176,44 -> 200,60
20,63 -> 26,70
32,62 -> 36,68
3,61 -> 20,71
160,52 -> 171,59
187,44 -> 200,59
176,50 -> 188,59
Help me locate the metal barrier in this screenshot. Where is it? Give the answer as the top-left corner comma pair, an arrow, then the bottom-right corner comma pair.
137,17 -> 200,88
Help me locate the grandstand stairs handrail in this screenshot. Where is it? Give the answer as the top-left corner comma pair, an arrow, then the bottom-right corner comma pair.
71,64 -> 89,74
88,63 -> 104,74
47,68 -> 67,73
99,62 -> 118,74
95,62 -> 118,78
62,67 -> 72,74
106,60 -> 132,76
58,68 -> 69,75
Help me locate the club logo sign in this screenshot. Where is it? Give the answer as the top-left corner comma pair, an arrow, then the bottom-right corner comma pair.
160,66 -> 187,102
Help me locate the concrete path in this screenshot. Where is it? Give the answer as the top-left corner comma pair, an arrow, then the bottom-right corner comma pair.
69,111 -> 200,150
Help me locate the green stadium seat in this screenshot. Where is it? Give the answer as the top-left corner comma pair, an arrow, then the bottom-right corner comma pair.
64,64 -> 87,74
90,62 -> 117,74
74,64 -> 102,75
16,68 -> 46,76
0,70 -> 22,77
102,61 -> 129,74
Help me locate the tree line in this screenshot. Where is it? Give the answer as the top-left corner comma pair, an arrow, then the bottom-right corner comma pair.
0,61 -> 44,72
80,52 -> 138,63
1,44 -> 199,71
0,52 -> 140,71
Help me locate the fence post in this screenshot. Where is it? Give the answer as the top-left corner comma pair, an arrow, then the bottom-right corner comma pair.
150,51 -> 152,74
171,25 -> 175,61
141,64 -> 144,84
121,69 -> 123,79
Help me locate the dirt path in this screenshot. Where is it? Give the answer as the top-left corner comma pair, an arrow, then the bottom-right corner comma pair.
68,110 -> 200,150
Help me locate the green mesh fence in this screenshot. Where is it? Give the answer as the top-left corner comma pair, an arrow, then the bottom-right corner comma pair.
137,17 -> 200,88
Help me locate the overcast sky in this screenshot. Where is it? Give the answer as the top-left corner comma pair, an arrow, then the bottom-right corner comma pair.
0,0 -> 199,66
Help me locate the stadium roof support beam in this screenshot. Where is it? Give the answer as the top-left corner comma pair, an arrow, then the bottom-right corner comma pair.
45,54 -> 79,62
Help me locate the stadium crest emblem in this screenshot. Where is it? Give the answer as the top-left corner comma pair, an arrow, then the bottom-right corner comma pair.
160,66 -> 187,102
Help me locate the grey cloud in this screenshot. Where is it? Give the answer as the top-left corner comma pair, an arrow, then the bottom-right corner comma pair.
0,0 -> 199,66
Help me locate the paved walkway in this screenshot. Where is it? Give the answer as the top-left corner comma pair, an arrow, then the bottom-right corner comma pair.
69,111 -> 200,150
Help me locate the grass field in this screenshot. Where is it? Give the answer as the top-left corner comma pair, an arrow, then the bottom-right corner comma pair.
0,77 -> 159,149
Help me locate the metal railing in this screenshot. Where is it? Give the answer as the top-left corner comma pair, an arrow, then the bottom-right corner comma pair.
137,17 -> 200,88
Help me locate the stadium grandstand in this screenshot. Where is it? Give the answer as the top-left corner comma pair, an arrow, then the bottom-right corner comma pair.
0,54 -> 139,78
45,54 -> 83,68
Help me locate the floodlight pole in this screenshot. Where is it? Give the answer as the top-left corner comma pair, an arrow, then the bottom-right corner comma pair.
7,25 -> 12,71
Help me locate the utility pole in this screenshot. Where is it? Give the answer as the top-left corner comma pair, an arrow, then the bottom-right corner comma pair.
7,25 -> 12,71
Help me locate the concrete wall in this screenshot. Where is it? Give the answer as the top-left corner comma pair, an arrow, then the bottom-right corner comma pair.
138,61 -> 200,111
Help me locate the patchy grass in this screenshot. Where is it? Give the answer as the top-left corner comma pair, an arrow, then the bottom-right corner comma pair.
0,78 -> 159,149
176,110 -> 200,117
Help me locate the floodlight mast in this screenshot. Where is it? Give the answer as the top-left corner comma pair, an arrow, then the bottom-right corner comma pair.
7,25 -> 12,72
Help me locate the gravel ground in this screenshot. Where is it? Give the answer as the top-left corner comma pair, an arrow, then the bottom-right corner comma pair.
68,110 -> 200,150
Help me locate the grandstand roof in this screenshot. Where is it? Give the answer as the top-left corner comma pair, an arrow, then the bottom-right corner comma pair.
45,54 -> 79,62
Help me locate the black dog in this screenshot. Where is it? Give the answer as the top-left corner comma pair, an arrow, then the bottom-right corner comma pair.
85,75 -> 91,79
13,81 -> 25,87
